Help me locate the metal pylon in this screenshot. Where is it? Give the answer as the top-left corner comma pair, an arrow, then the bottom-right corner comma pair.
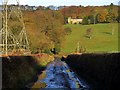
0,0 -> 30,55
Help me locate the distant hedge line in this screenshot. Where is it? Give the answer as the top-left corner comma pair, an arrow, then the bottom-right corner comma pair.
62,53 -> 120,90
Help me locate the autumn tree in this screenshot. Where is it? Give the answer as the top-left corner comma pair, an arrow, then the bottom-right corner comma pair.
106,13 -> 116,23
116,15 -> 120,23
86,28 -> 93,39
106,3 -> 116,23
97,10 -> 108,23
23,10 -> 66,54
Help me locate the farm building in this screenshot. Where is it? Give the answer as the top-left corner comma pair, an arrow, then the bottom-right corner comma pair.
68,17 -> 83,24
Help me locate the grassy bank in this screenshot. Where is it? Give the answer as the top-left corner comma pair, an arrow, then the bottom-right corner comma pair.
62,23 -> 118,54
2,54 -> 54,88
62,53 -> 120,89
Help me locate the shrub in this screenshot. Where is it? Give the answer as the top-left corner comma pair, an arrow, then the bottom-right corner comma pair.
64,27 -> 72,35
82,16 -> 89,25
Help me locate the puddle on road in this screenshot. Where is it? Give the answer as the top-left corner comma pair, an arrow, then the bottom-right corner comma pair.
32,60 -> 89,89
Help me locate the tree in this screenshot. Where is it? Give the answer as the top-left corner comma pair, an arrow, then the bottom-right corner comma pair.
106,3 -> 116,23
23,10 -> 66,53
88,15 -> 94,24
106,13 -> 116,23
82,16 -> 89,25
40,10 -> 65,54
108,3 -> 114,14
97,13 -> 107,23
94,14 -> 98,24
64,16 -> 68,24
36,6 -> 45,10
116,15 -> 120,23
86,28 -> 93,39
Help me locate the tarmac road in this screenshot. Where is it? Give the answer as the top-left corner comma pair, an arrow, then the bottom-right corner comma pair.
39,58 -> 89,89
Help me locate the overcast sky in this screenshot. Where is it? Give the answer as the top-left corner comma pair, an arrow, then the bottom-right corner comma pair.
0,0 -> 119,6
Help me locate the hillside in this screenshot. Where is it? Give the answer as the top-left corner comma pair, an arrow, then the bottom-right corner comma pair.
0,4 -> 119,54
61,23 -> 118,54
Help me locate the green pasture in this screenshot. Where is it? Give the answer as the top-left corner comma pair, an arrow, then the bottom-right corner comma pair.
61,23 -> 119,54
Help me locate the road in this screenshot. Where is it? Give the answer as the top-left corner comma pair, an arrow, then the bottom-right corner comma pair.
37,59 -> 89,89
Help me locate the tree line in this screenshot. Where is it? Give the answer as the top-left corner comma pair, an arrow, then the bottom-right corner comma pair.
60,3 -> 119,24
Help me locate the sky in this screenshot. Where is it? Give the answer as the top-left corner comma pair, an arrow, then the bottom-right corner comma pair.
0,0 -> 120,6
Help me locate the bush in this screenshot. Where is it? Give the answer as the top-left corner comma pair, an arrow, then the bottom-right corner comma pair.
44,49 -> 51,54
55,44 -> 61,54
64,27 -> 72,35
88,15 -> 94,24
82,16 -> 89,25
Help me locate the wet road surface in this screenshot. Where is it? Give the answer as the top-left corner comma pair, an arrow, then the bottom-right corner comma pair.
39,59 -> 89,89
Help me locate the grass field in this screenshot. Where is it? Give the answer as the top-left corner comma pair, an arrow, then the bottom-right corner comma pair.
61,23 -> 119,54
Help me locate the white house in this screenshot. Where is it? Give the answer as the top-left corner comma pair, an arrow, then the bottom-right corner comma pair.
68,17 -> 83,24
